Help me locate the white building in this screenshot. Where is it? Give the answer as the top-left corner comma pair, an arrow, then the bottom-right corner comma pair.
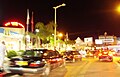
0,22 -> 25,51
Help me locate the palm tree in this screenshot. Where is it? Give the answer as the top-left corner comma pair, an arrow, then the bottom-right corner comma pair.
46,21 -> 54,34
46,21 -> 54,44
32,21 -> 60,47
36,22 -> 49,38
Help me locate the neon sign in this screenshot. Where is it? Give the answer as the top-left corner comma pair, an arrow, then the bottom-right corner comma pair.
4,22 -> 24,28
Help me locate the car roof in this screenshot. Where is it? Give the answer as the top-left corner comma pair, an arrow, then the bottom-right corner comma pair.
26,49 -> 57,52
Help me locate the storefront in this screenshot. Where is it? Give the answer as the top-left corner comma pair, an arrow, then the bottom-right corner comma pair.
0,22 -> 25,51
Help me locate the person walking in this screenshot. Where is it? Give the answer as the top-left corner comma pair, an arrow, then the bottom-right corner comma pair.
0,41 -> 6,72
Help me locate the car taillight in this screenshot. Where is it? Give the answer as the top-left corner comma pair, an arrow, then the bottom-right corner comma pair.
29,61 -> 40,67
98,53 -> 102,56
74,55 -> 80,58
70,55 -> 73,58
112,52 -> 115,55
42,59 -> 47,63
108,53 -> 113,56
103,52 -> 108,54
49,59 -> 56,62
29,63 -> 39,67
56,58 -> 62,61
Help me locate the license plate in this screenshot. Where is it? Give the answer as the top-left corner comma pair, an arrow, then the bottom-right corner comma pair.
15,61 -> 28,66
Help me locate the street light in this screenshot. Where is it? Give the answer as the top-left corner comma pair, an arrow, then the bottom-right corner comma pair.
53,3 -> 66,48
58,33 -> 63,38
35,29 -> 40,48
104,32 -> 107,46
116,5 -> 120,13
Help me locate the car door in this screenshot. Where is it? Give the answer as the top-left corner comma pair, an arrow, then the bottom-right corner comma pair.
46,50 -> 57,69
55,51 -> 65,66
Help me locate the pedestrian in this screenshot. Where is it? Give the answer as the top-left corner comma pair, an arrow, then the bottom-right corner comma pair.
0,41 -> 6,72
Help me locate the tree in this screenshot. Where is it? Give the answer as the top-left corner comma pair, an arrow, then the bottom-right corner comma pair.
46,21 -> 54,34
46,21 -> 54,44
33,21 -> 60,46
35,22 -> 47,40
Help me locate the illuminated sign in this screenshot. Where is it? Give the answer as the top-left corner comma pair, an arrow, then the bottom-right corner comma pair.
4,22 -> 24,28
95,39 -> 103,44
103,39 -> 114,43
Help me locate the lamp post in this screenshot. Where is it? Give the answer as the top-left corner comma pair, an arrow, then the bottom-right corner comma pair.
53,3 -> 66,49
35,29 -> 40,48
104,32 -> 107,46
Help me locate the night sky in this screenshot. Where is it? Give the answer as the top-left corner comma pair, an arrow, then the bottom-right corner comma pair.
0,0 -> 120,40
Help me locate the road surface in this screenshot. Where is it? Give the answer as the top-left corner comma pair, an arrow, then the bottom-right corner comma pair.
4,57 -> 120,77
64,57 -> 120,77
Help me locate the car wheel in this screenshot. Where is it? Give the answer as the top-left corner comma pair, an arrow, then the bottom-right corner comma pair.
99,59 -> 102,61
60,59 -> 66,67
110,59 -> 113,62
80,58 -> 82,61
42,64 -> 51,77
4,73 -> 21,77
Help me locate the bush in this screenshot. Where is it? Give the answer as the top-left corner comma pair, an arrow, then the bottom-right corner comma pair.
7,50 -> 18,58
17,50 -> 25,56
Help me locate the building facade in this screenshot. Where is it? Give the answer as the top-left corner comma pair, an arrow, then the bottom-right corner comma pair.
0,22 -> 25,51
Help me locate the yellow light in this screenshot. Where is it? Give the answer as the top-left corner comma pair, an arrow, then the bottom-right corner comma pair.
4,22 -> 24,28
116,5 -> 120,13
43,53 -> 47,56
58,33 -> 63,37
11,22 -> 18,26
5,22 -> 10,26
18,23 -> 24,28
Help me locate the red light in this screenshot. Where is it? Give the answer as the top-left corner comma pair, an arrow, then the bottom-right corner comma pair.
103,52 -> 108,54
4,22 -> 24,28
11,22 -> 18,26
29,63 -> 39,67
5,22 -> 10,26
98,53 -> 102,56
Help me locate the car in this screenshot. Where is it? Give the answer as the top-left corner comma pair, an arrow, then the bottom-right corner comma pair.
86,50 -> 95,58
115,50 -> 120,56
8,49 -> 66,76
63,50 -> 82,62
79,50 -> 87,57
98,50 -> 113,62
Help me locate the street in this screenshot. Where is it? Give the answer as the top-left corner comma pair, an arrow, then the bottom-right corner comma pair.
5,57 -> 120,77
49,57 -> 120,77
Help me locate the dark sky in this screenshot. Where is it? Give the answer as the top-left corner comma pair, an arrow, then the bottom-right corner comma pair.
0,0 -> 120,40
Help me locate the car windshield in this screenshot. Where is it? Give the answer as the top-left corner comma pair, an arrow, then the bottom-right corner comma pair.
71,51 -> 80,55
101,50 -> 109,55
24,50 -> 43,57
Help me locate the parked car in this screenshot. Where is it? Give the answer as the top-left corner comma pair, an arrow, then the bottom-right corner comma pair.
114,50 -> 120,56
98,50 -> 113,62
63,50 -> 82,62
8,49 -> 66,76
86,50 -> 95,57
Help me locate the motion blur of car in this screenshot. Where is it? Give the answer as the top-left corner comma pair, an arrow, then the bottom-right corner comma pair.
114,50 -> 120,56
8,49 -> 66,76
63,50 -> 82,62
98,50 -> 113,62
86,50 -> 95,57
79,50 -> 87,57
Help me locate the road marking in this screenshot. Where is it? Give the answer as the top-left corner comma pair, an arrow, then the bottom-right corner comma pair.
64,61 -> 88,77
65,58 -> 94,77
78,61 -> 93,77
